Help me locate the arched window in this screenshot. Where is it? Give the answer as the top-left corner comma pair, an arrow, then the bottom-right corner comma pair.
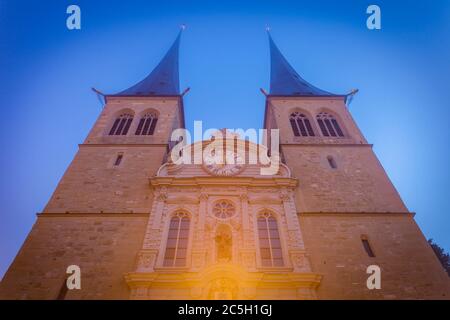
109,113 -> 133,136
135,112 -> 158,135
289,112 -> 315,137
316,112 -> 344,137
163,211 -> 190,267
257,211 -> 283,267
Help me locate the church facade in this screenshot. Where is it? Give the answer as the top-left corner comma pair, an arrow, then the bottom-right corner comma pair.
1,30 -> 449,300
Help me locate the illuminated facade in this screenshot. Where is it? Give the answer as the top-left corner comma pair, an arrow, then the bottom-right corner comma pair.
125,139 -> 321,299
1,30 -> 449,300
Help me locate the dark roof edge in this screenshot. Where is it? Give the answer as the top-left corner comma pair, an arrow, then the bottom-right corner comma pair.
105,94 -> 182,98
267,94 -> 347,99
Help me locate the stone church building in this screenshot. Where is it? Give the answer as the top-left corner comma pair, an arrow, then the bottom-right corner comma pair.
1,30 -> 449,299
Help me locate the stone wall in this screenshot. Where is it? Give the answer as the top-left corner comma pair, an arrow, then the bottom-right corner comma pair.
0,215 -> 148,299
44,96 -> 184,214
283,145 -> 407,213
266,97 -> 407,213
44,146 -> 165,213
299,213 -> 450,299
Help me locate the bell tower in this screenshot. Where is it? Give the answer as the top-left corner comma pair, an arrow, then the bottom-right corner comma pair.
44,30 -> 186,214
0,30 -> 187,299
263,32 -> 407,213
263,31 -> 450,299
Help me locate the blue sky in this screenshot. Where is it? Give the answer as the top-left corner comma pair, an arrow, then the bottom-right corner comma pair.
0,0 -> 449,278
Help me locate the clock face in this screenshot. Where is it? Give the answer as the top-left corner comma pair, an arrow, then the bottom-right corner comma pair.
203,150 -> 245,176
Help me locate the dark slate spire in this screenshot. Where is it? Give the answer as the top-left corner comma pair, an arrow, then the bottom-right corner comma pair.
116,30 -> 182,96
268,32 -> 338,97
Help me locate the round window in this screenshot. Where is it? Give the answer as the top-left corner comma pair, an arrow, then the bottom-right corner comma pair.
212,200 -> 236,219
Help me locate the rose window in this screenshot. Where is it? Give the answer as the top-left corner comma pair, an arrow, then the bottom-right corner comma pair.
213,200 -> 236,219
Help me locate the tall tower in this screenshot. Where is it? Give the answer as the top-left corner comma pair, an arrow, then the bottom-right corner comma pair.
264,32 -> 450,299
0,31 -> 186,299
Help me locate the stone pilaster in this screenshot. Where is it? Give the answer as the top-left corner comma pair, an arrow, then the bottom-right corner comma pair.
279,189 -> 312,272
189,192 -> 209,271
135,249 -> 159,272
137,188 -> 167,272
280,189 -> 304,248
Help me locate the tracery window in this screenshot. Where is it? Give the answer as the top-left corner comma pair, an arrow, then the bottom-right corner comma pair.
257,211 -> 283,267
109,113 -> 133,135
316,112 -> 344,137
135,112 -> 158,135
163,211 -> 190,267
289,112 -> 315,137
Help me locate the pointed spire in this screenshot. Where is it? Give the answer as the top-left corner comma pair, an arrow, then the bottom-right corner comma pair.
268,31 -> 338,97
116,29 -> 183,96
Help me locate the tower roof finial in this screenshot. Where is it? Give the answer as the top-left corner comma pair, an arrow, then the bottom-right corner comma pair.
268,32 -> 339,97
114,29 -> 182,96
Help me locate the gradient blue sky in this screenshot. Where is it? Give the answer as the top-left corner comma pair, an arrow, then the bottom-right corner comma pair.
1,0 -> 449,278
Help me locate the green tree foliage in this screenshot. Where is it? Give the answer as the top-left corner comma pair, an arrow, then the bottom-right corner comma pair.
428,238 -> 450,276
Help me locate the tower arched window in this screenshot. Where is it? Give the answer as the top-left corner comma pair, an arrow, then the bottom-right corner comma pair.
289,112 -> 315,137
135,112 -> 158,135
163,211 -> 190,267
257,211 -> 283,267
316,112 -> 344,137
109,113 -> 133,136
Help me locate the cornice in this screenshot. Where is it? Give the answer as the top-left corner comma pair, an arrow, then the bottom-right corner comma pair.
298,211 -> 414,217
37,212 -> 149,217
149,176 -> 298,188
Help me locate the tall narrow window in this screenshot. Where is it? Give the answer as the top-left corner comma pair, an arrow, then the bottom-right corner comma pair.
316,112 -> 344,137
361,236 -> 375,257
114,153 -> 123,166
289,112 -> 315,137
109,113 -> 133,135
327,155 -> 337,169
257,211 -> 283,267
135,112 -> 158,135
163,212 -> 190,267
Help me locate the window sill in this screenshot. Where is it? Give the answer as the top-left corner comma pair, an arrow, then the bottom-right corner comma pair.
256,266 -> 294,272
153,267 -> 190,272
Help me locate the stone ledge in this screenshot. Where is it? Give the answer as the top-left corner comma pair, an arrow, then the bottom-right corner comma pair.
36,212 -> 149,217
79,143 -> 168,147
298,211 -> 415,217
282,143 -> 374,147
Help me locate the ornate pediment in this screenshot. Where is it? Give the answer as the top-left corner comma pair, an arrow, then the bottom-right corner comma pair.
156,139 -> 292,179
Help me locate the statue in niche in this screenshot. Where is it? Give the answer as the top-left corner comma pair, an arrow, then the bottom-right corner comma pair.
209,278 -> 236,300
215,225 -> 232,263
